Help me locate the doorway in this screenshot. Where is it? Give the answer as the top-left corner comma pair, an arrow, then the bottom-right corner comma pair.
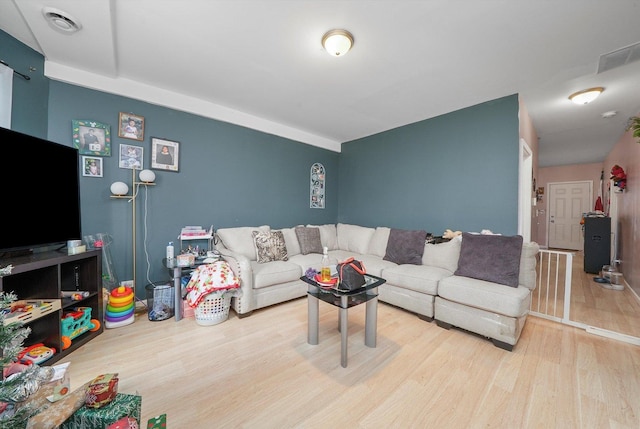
547,181 -> 592,250
518,139 -> 533,242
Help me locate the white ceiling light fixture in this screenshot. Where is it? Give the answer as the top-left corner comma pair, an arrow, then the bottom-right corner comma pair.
568,87 -> 604,105
42,7 -> 82,34
322,29 -> 354,57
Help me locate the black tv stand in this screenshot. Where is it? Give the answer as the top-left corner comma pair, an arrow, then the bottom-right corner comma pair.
0,248 -> 33,259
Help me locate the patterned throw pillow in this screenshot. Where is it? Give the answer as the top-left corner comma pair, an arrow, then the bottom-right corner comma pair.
252,230 -> 289,263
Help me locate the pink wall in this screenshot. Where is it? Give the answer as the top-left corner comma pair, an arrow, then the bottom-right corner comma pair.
604,125 -> 639,297
537,162 -> 604,247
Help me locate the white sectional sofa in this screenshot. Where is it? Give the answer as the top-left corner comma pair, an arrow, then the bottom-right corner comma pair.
215,223 -> 539,351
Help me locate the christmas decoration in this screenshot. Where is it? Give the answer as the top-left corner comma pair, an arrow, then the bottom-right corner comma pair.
0,292 -> 54,428
610,165 -> 627,192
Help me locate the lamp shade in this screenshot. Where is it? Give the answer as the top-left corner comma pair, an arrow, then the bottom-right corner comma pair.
322,29 -> 354,57
139,169 -> 156,183
110,181 -> 129,196
569,87 -> 604,105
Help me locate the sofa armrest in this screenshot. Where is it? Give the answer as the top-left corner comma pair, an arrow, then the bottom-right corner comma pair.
217,246 -> 254,315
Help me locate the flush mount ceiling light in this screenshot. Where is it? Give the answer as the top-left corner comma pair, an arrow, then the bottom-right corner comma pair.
568,87 -> 604,105
322,29 -> 354,57
42,7 -> 82,33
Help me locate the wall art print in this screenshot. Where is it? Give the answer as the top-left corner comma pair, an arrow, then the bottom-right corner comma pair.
119,144 -> 143,170
151,137 -> 180,172
72,119 -> 111,156
82,156 -> 103,177
118,112 -> 145,141
310,162 -> 325,209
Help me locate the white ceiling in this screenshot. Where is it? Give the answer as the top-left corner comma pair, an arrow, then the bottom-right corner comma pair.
1,0 -> 640,167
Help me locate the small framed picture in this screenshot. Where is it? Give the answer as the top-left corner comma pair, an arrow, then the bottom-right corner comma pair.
72,120 -> 111,156
118,112 -> 144,141
151,137 -> 180,172
82,156 -> 103,177
119,144 -> 144,170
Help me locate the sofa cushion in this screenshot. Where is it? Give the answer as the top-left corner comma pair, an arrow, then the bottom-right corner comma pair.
368,227 -> 391,258
252,230 -> 288,263
251,260 -> 302,289
382,264 -> 450,296
455,233 -> 523,287
276,227 -> 302,257
307,224 -> 338,250
337,223 -> 375,254
295,226 -> 323,254
216,225 -> 270,261
422,237 -> 461,272
383,228 -> 427,265
438,275 -> 531,317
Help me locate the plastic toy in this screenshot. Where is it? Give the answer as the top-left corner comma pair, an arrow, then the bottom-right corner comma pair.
105,285 -> 135,329
17,343 -> 56,364
61,306 -> 101,350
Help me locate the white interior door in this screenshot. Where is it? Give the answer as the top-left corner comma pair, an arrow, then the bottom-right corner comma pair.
548,181 -> 592,250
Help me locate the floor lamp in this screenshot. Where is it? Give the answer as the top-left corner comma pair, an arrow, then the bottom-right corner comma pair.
110,168 -> 156,297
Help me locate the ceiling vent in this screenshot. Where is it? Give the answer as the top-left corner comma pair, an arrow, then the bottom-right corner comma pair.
42,7 -> 82,34
597,41 -> 640,74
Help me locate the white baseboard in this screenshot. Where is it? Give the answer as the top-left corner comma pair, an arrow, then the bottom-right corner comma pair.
586,326 -> 640,346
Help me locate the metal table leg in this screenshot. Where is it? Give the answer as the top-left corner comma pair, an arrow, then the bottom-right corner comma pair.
365,292 -> 378,347
308,285 -> 319,345
174,266 -> 182,321
340,295 -> 348,368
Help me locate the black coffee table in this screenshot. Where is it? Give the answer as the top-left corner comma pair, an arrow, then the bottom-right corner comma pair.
301,273 -> 386,368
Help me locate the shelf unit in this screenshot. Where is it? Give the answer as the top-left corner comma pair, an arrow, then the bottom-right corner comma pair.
0,249 -> 104,365
178,226 -> 214,254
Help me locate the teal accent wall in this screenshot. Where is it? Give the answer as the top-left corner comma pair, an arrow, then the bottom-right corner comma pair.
4,31 -> 521,297
0,30 -> 48,137
339,95 -> 520,235
46,82 -> 338,292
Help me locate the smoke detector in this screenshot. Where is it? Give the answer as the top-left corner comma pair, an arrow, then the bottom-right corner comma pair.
42,7 -> 82,33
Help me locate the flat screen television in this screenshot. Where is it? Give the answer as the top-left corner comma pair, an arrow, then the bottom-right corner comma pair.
0,126 -> 82,257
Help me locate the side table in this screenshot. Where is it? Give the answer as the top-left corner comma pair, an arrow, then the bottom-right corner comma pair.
301,274 -> 386,368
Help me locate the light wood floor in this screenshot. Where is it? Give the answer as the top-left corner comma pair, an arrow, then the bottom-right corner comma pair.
533,249 -> 640,339
59,294 -> 640,428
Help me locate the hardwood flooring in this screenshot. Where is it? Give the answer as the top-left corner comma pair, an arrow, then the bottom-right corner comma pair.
59,293 -> 640,428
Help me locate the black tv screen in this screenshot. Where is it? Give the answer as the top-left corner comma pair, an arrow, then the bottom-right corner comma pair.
0,127 -> 82,255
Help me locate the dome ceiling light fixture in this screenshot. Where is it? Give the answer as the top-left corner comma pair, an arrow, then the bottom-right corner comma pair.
568,87 -> 604,105
322,29 -> 354,57
42,7 -> 82,34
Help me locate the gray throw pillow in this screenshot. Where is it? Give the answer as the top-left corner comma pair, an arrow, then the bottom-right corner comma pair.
454,232 -> 523,287
295,226 -> 323,255
383,228 -> 427,265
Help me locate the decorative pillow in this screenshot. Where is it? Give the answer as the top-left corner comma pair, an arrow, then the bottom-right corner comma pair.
306,224 -> 338,250
294,226 -> 323,255
368,227 -> 391,257
336,223 -> 375,254
454,232 -> 523,287
383,228 -> 427,265
277,227 -> 301,257
252,230 -> 288,263
216,225 -> 270,260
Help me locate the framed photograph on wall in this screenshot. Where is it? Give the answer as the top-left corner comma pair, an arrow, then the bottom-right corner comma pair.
151,137 -> 180,172
72,119 -> 111,156
82,156 -> 103,177
118,112 -> 144,141
119,144 -> 143,170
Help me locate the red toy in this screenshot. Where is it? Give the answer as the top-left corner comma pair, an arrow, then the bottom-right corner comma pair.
610,165 -> 627,190
17,343 -> 56,365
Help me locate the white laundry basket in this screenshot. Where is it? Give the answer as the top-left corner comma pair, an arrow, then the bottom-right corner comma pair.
195,293 -> 232,326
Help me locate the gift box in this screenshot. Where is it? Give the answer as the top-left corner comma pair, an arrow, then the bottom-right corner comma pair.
61,393 -> 142,429
85,373 -> 119,408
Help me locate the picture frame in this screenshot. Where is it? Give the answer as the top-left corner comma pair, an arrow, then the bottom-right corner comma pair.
72,120 -> 111,156
118,112 -> 145,141
151,137 -> 180,172
82,156 -> 103,177
119,144 -> 144,170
